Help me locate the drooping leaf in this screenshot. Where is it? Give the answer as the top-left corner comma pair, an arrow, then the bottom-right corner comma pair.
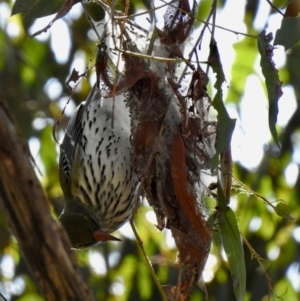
221,148 -> 232,201
171,132 -> 212,242
216,179 -> 227,212
211,87 -> 235,167
274,17 -> 300,50
11,0 -> 35,16
171,131 -> 212,277
218,206 -> 246,301
216,182 -> 246,301
257,31 -> 283,148
30,0 -> 81,37
12,0 -> 63,19
213,91 -> 236,154
208,39 -> 225,87
209,40 -> 236,166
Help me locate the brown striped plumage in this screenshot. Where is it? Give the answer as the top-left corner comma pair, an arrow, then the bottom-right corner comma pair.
58,85 -> 138,248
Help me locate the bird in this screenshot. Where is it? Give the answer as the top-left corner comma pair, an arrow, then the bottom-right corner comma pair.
58,84 -> 139,249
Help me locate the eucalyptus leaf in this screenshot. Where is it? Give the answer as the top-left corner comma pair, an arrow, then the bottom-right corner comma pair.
12,0 -> 64,19
11,0 -> 36,16
274,17 -> 300,50
257,30 -> 282,148
213,91 -> 236,155
209,40 -> 236,166
218,207 -> 246,301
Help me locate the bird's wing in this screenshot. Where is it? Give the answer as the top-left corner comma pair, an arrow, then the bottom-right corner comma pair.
59,84 -> 98,197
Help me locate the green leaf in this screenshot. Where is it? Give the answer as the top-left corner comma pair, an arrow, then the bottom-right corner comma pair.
12,0 -> 63,19
257,30 -> 282,147
216,175 -> 228,211
218,207 -> 246,301
213,91 -> 236,154
209,40 -> 236,166
210,89 -> 236,166
12,0 -> 37,16
274,17 -> 300,50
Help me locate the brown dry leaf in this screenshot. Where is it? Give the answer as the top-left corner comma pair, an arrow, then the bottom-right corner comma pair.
171,132 -> 212,268
188,70 -> 208,101
162,0 -> 195,44
95,42 -> 109,89
66,68 -> 81,91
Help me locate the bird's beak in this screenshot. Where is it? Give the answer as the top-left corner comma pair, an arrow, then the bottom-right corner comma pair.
93,229 -> 121,242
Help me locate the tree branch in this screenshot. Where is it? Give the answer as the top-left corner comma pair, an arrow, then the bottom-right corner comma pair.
0,93 -> 95,301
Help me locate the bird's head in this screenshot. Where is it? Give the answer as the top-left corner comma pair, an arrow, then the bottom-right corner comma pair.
58,201 -> 120,249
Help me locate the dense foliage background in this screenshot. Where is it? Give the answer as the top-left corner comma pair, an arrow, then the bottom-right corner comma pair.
0,0 -> 299,300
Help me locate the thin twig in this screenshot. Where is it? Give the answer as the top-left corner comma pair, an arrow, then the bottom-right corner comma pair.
81,2 -> 102,41
116,47 -> 207,64
113,0 -> 176,20
265,0 -> 285,16
0,293 -> 8,301
240,232 -> 273,301
130,219 -> 168,301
